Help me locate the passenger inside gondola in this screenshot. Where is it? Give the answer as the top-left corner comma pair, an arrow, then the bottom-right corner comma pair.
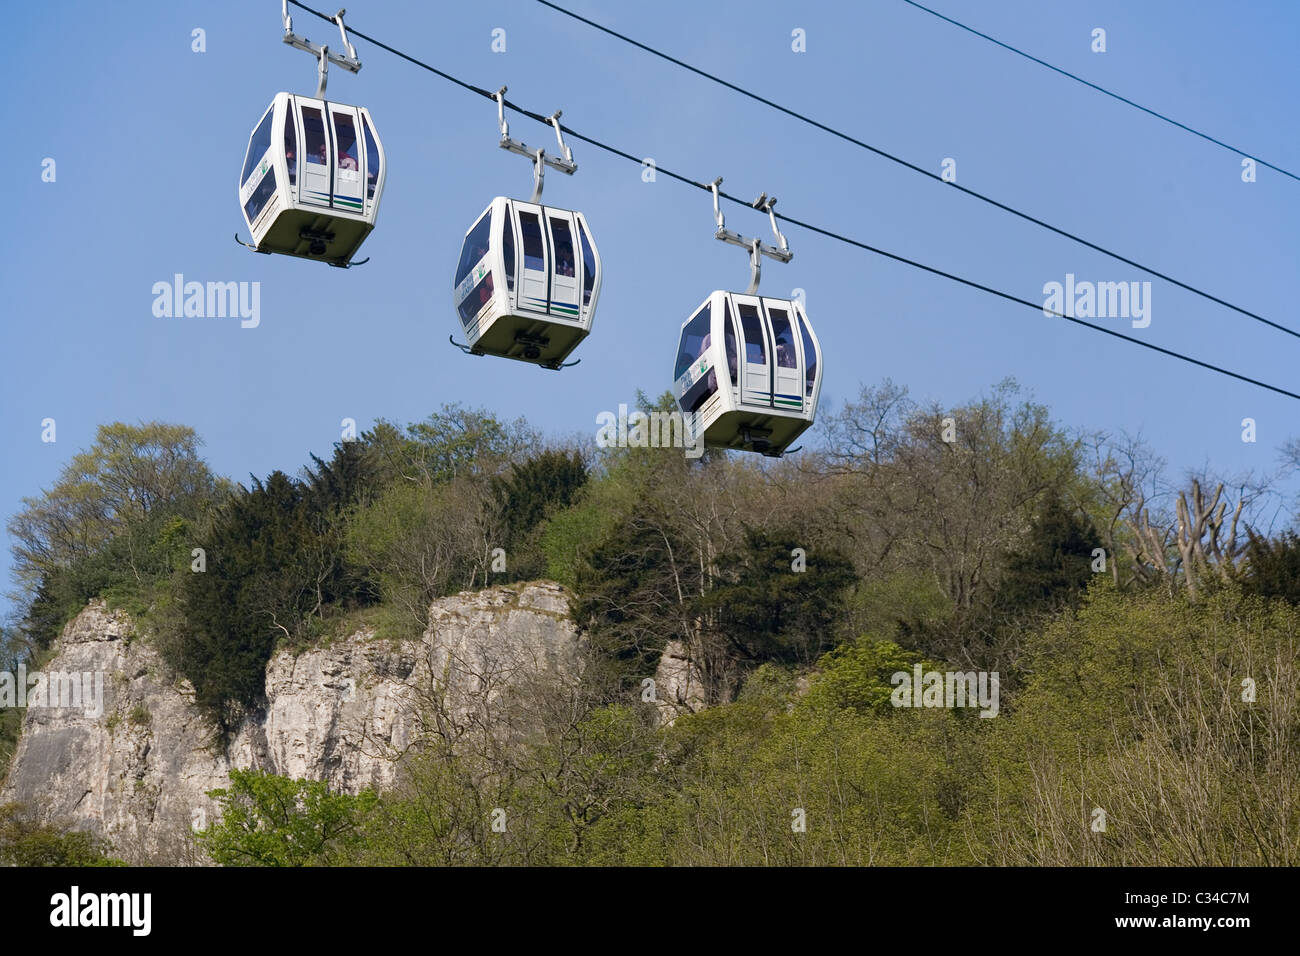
303,108 -> 327,165
676,308 -> 718,411
773,333 -> 793,367
335,117 -> 359,170
284,119 -> 297,185
700,333 -> 717,392
552,219 -> 576,277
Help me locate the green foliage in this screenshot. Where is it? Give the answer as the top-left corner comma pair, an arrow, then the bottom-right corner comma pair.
696,528 -> 858,666
569,514 -> 680,687
969,584 -> 1300,864
491,449 -> 588,580
0,803 -> 125,866
541,482 -> 625,590
375,403 -> 534,485
993,492 -> 1102,616
173,442 -> 381,731
7,422 -> 225,651
804,638 -> 932,715
898,491 -> 1102,672
1242,529 -> 1300,606
344,479 -> 481,634
199,769 -> 377,867
236,584 -> 1300,867
13,386 -> 1299,868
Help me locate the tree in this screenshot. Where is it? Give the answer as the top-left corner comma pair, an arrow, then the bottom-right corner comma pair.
0,803 -> 124,866
696,528 -> 858,667
818,379 -> 1083,614
1242,529 -> 1300,605
199,770 -> 376,867
492,449 -> 589,580
8,422 -> 223,595
7,422 -> 226,651
386,403 -> 536,485
992,492 -> 1102,617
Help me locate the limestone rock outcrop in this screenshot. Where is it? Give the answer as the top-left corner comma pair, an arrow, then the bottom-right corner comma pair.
0,583 -> 581,862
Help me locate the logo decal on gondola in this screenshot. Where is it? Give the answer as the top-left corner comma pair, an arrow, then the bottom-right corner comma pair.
456,264 -> 492,304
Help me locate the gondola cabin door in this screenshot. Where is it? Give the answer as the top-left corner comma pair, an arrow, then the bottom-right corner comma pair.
510,203 -> 583,322
765,302 -> 804,414
734,298 -> 773,409
513,204 -> 550,317
296,100 -> 332,209
329,106 -> 365,215
545,211 -> 581,322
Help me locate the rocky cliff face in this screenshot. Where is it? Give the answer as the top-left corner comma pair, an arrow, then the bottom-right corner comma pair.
0,583 -> 587,863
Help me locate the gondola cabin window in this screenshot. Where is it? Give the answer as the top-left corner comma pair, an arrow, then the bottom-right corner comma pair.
520,213 -> 544,270
676,304 -> 713,380
551,218 -> 576,278
738,304 -> 766,363
502,217 -> 516,292
796,309 -> 818,397
578,221 -> 597,306
769,308 -> 797,368
284,113 -> 297,186
334,112 -> 359,171
303,107 -> 327,165
362,116 -> 380,200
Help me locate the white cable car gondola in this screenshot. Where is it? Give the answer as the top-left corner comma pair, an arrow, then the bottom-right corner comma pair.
236,5 -> 386,268
450,89 -> 601,370
673,181 -> 822,457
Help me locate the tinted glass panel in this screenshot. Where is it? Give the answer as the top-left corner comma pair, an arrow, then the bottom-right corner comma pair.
796,310 -> 817,397
724,304 -> 738,386
769,308 -> 797,368
681,367 -> 718,414
303,107 -> 327,165
550,217 -> 575,278
241,107 -> 274,185
455,211 -> 493,287
520,212 -> 544,270
333,112 -> 359,170
244,167 -> 278,221
738,304 -> 766,364
362,115 -> 380,198
675,305 -> 712,381
283,112 -> 297,186
577,220 -> 596,305
457,272 -> 495,326
502,218 -> 516,292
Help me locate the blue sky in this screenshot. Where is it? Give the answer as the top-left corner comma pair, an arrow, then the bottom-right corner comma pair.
2,0 -> 1298,619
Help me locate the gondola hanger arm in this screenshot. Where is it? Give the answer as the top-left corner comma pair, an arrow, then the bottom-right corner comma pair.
282,2 -> 361,98
494,87 -> 577,202
708,178 -> 793,293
